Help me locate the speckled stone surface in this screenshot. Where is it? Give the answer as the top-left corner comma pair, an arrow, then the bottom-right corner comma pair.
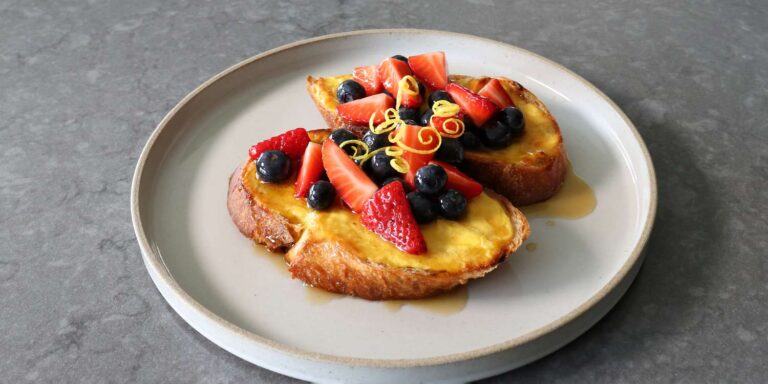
1,0 -> 766,382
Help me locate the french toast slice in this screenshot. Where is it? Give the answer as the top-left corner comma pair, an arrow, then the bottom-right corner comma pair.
306,74 -> 568,206
228,130 -> 530,300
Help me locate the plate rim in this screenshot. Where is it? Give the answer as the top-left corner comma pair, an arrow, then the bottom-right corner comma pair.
131,28 -> 657,368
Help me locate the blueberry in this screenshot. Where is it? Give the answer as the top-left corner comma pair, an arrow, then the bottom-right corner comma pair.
479,118 -> 515,148
498,106 -> 525,136
369,152 -> 398,181
256,150 -> 291,182
381,177 -> 405,188
420,109 -> 434,126
428,90 -> 453,107
459,130 -> 481,150
435,138 -> 464,164
418,81 -> 426,96
328,129 -> 358,155
355,157 -> 372,174
362,130 -> 390,151
391,55 -> 408,63
398,107 -> 420,123
336,80 -> 366,104
438,189 -> 467,220
307,180 -> 335,210
407,191 -> 439,224
414,164 -> 447,195
463,115 -> 478,131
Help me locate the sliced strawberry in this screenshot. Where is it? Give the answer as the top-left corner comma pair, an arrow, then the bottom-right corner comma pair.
429,160 -> 483,199
446,83 -> 499,127
478,78 -> 514,109
249,128 -> 310,162
336,93 -> 394,125
408,51 -> 447,90
378,58 -> 422,108
352,65 -> 382,96
397,124 -> 438,187
429,111 -> 465,135
321,139 -> 377,212
361,180 -> 427,254
294,142 -> 323,198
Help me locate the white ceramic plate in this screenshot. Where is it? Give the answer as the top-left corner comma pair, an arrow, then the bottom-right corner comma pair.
131,29 -> 656,383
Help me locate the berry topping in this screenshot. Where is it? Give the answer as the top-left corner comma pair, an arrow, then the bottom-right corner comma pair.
361,180 -> 427,254
478,78 -> 514,109
428,90 -> 454,108
249,128 -> 310,162
362,130 -> 390,151
479,107 -> 525,148
435,138 -> 464,164
307,180 -> 336,210
429,111 -> 464,136
446,83 -> 499,127
369,152 -> 399,182
429,160 -> 483,199
381,177 -> 405,188
378,58 -> 422,108
391,54 -> 408,63
420,109 -> 433,126
329,129 -> 358,155
408,51 -> 448,90
414,164 -> 448,195
398,106 -> 420,124
397,125 -> 438,186
352,65 -> 383,96
459,130 -> 481,149
438,190 -> 468,220
336,79 -> 366,104
321,139 -> 378,212
336,93 -> 394,125
497,106 -> 525,135
406,191 -> 439,224
256,150 -> 291,183
294,142 -> 324,198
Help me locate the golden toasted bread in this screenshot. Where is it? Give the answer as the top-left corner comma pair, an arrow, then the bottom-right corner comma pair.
306,74 -> 567,206
227,130 -> 530,300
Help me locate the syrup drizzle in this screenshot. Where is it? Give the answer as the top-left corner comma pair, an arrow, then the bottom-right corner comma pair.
521,162 -> 596,219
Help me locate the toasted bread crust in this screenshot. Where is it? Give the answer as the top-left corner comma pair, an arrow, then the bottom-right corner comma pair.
306,74 -> 567,205
228,161 -> 530,300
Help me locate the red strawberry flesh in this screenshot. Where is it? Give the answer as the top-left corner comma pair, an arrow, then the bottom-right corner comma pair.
321,139 -> 377,212
378,58 -> 422,108
397,124 -> 438,187
352,65 -> 382,96
336,93 -> 394,125
446,83 -> 499,127
429,160 -> 483,199
294,142 -> 324,198
408,51 -> 448,90
478,78 -> 514,109
361,180 -> 427,254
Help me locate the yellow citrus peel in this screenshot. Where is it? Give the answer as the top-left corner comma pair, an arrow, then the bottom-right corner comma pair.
339,140 -> 410,174
429,100 -> 465,138
388,125 -> 442,155
395,75 -> 420,110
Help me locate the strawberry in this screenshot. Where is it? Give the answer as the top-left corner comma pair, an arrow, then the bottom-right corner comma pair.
352,65 -> 382,96
445,83 -> 499,127
321,139 -> 378,212
336,93 -> 394,125
397,124 -> 439,186
429,160 -> 483,199
429,111 -> 465,135
248,128 -> 310,162
478,78 -> 514,109
408,51 -> 448,90
378,58 -> 422,108
294,142 -> 323,198
361,180 -> 427,254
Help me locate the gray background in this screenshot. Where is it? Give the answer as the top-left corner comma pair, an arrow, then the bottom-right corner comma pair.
2,0 -> 766,382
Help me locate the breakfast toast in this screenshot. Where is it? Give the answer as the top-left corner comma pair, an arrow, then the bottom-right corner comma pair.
228,130 -> 530,300
307,69 -> 567,206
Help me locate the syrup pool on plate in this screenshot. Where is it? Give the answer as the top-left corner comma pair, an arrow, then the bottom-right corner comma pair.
521,162 -> 596,219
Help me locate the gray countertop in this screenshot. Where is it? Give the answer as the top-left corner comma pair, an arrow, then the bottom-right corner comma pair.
2,0 -> 766,382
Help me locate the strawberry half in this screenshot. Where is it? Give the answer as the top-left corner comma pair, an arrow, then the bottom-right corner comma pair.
408,51 -> 448,90
352,65 -> 382,96
361,180 -> 427,254
429,111 -> 465,135
249,128 -> 310,162
378,58 -> 422,108
478,78 -> 514,109
336,93 -> 394,125
294,142 -> 323,198
429,160 -> 483,199
321,139 -> 378,212
446,83 -> 499,127
397,124 -> 439,186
